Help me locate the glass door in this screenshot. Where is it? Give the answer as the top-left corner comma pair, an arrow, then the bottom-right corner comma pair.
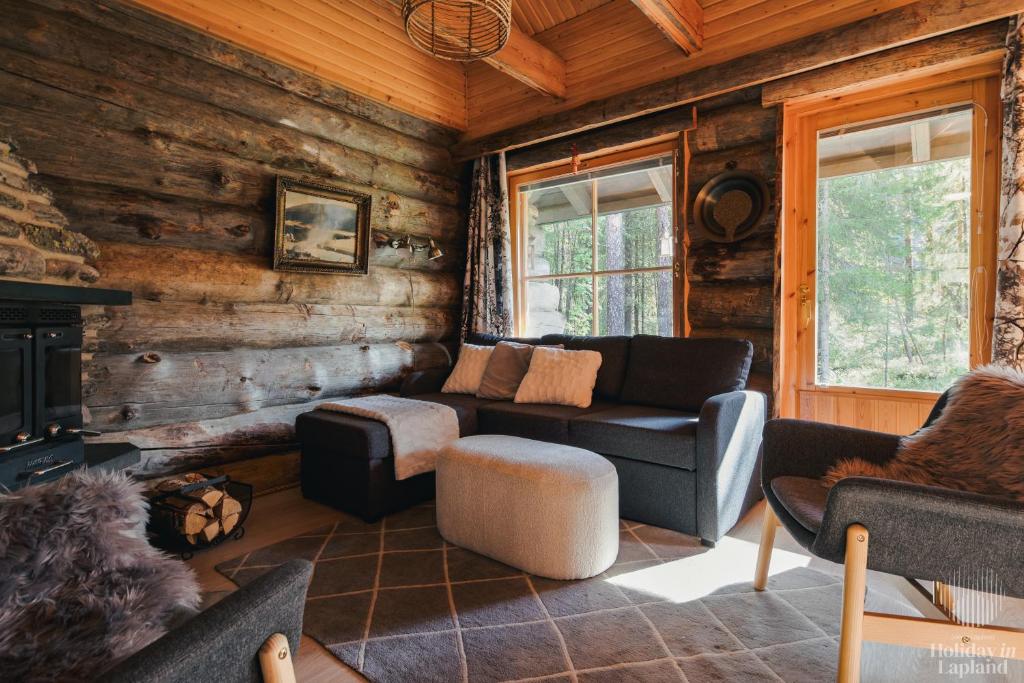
780,73 -> 1000,433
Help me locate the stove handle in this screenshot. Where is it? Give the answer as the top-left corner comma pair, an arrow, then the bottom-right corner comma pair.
23,460 -> 76,479
0,437 -> 45,454
66,428 -> 103,437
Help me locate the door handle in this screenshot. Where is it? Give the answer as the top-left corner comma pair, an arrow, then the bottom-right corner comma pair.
798,284 -> 811,330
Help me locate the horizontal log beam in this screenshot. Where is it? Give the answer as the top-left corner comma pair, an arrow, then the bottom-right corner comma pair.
486,28 -> 566,99
629,0 -> 703,54
762,21 -> 1008,105
94,241 -> 461,308
0,61 -> 460,206
87,300 -> 457,353
30,0 -> 459,147
84,342 -> 451,431
44,178 -> 460,257
453,0 -> 1021,159
507,96 -> 775,172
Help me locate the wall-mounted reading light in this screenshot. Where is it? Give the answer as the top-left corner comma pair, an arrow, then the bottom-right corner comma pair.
373,232 -> 445,261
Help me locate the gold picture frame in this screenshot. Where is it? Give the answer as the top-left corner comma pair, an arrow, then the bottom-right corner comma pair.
273,177 -> 371,275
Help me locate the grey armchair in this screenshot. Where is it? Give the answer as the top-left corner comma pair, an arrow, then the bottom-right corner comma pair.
103,559 -> 312,683
753,398 -> 1024,683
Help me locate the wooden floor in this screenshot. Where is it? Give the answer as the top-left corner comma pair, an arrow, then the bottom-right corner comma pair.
187,486 -> 365,682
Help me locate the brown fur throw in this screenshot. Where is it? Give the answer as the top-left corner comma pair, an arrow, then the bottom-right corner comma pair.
0,470 -> 200,682
823,364 -> 1024,501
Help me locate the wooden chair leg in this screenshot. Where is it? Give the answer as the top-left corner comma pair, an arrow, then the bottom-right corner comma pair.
838,524 -> 869,683
753,503 -> 777,591
259,633 -> 297,683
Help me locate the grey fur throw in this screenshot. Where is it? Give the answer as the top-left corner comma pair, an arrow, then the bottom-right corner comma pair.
0,470 -> 200,682
824,364 -> 1024,501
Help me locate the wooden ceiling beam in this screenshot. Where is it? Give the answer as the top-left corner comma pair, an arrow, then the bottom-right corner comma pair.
629,0 -> 703,54
761,21 -> 1007,106
485,27 -> 566,99
453,0 -> 1021,160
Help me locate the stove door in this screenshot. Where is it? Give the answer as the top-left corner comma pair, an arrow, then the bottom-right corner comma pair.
0,328 -> 33,445
34,326 -> 82,437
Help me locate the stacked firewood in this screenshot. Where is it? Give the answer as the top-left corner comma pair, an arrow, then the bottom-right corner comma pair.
151,473 -> 243,546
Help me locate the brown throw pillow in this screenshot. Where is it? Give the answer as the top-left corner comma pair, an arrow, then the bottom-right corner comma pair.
476,341 -> 545,400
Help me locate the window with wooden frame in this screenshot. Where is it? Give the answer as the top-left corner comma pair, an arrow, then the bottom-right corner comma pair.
778,65 -> 1001,434
508,140 -> 685,338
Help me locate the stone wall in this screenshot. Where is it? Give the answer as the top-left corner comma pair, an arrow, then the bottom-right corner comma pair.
0,138 -> 98,284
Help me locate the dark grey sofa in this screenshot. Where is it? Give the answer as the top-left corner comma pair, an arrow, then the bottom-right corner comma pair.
103,559 -> 312,683
299,333 -> 766,545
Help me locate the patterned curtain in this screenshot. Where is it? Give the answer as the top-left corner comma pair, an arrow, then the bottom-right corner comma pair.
994,17 -> 1024,369
460,153 -> 514,340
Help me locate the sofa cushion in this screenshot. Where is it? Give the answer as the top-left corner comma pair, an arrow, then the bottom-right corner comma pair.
570,405 -> 698,470
540,335 -> 631,400
467,332 -> 543,346
477,400 -> 612,444
771,476 -> 828,533
619,335 -> 753,412
408,392 -> 497,436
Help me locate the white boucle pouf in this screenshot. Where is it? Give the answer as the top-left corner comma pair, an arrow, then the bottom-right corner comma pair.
436,434 -> 619,580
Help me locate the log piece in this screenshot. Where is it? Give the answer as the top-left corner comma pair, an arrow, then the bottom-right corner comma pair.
688,281 -> 774,329
83,342 -> 452,430
42,177 -> 460,255
0,53 -> 459,205
86,300 -> 457,353
93,241 -> 461,308
30,0 -> 458,147
0,5 -> 452,171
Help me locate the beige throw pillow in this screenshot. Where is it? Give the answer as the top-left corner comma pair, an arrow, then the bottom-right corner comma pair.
441,344 -> 494,395
514,347 -> 603,408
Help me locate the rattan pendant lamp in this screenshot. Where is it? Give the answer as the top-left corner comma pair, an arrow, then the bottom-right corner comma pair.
402,0 -> 512,61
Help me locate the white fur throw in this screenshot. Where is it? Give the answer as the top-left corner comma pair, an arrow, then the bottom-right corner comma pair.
515,347 -> 603,408
0,470 -> 200,682
319,395 -> 460,479
824,364 -> 1024,501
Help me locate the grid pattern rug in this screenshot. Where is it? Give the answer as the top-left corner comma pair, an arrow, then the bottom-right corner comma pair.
216,502 -> 853,682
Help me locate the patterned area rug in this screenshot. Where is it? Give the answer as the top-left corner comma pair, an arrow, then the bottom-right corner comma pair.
216,501 -> 871,682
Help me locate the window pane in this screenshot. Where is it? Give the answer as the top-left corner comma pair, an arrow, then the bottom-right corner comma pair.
523,180 -> 593,276
815,108 -> 972,392
525,277 -> 593,337
597,272 -> 673,336
596,162 -> 673,271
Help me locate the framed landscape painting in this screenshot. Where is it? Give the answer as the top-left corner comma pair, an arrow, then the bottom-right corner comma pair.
273,177 -> 371,274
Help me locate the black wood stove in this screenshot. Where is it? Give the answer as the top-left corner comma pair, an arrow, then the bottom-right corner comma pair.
0,281 -> 132,490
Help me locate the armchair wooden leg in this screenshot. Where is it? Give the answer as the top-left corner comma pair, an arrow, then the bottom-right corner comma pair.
753,503 -> 777,591
838,524 -> 869,683
259,633 -> 297,683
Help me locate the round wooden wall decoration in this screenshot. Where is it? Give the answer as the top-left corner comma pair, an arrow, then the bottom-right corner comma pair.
692,170 -> 770,243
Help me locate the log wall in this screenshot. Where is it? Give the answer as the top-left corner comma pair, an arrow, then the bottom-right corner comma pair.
508,87 -> 779,398
0,0 -> 463,477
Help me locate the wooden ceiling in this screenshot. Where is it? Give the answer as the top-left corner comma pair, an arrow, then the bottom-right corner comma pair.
130,0 -> 986,141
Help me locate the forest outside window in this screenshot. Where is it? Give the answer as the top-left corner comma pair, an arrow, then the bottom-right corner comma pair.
815,107 -> 974,392
513,154 -> 675,337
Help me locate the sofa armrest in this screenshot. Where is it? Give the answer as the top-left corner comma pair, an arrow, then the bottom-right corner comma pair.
400,367 -> 451,396
761,419 -> 901,487
103,559 -> 313,683
812,478 -> 1024,597
696,390 -> 767,543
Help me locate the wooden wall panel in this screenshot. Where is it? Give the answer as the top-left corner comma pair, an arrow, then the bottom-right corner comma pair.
466,0 -> 918,138
128,0 -> 468,129
1,0 -> 462,477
